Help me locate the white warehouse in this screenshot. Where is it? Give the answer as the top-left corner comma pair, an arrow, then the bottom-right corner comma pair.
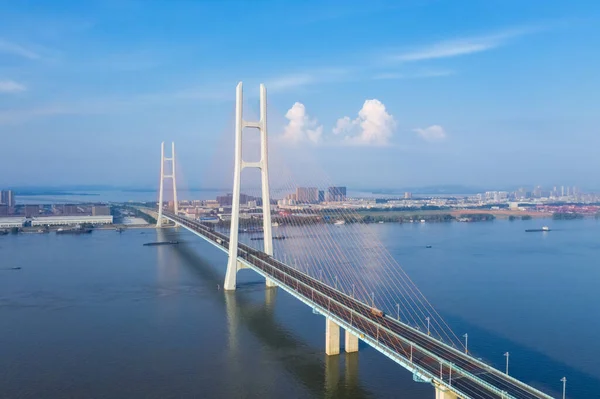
31,215 -> 113,226
0,217 -> 26,228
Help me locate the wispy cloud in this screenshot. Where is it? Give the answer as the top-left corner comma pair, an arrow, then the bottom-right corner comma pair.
264,68 -> 350,93
266,73 -> 316,92
414,125 -> 447,142
373,69 -> 455,80
0,39 -> 40,59
389,26 -> 541,63
0,80 -> 26,93
0,105 -> 73,124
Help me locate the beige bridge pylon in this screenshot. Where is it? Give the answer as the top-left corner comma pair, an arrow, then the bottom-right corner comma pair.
224,82 -> 276,291
156,141 -> 178,227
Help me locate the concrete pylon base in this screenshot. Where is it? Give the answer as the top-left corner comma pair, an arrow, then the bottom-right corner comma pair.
435,383 -> 459,399
265,277 -> 277,287
325,318 -> 340,356
345,330 -> 359,353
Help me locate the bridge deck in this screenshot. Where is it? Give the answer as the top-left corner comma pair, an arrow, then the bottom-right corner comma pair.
160,210 -> 554,399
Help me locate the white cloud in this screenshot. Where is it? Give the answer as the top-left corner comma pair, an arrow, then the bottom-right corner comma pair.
0,39 -> 40,59
390,27 -> 539,63
281,102 -> 323,144
413,125 -> 447,142
0,80 -> 26,93
333,99 -> 396,146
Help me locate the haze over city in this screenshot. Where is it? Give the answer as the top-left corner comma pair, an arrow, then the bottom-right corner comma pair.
1,0 -> 599,190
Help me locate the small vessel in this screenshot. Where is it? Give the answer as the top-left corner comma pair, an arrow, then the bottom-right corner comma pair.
378,221 -> 384,224
56,227 -> 92,235
426,245 -> 432,248
251,236 -> 286,241
143,241 -> 179,246
525,226 -> 551,232
334,220 -> 345,225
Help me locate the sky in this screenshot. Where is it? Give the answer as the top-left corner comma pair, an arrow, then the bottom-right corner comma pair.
1,0 -> 600,191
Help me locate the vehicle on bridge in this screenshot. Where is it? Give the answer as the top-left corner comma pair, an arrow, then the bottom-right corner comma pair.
370,307 -> 384,317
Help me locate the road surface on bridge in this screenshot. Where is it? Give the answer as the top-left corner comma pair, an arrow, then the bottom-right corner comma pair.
161,210 -> 553,399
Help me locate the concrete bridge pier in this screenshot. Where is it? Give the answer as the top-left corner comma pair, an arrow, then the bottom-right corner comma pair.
434,383 -> 459,399
326,318 -> 340,355
345,329 -> 359,353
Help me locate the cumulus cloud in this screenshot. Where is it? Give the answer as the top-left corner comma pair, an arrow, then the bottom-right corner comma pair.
413,125 -> 447,141
281,102 -> 323,144
333,99 -> 396,146
0,80 -> 26,93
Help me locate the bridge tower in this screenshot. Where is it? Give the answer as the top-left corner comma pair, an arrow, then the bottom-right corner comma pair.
156,141 -> 178,227
224,82 -> 275,291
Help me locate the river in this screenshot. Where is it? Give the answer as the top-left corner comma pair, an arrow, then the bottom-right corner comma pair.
0,219 -> 597,398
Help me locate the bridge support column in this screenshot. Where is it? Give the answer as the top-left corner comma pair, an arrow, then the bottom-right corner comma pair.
225,82 -> 275,291
345,329 -> 359,353
156,141 -> 178,228
325,318 -> 340,356
434,383 -> 459,399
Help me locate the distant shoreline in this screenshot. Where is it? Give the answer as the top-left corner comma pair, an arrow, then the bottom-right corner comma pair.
16,192 -> 99,197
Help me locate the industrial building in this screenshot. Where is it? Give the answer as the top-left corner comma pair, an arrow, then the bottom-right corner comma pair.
92,205 -> 110,216
0,217 -> 25,228
31,215 -> 113,226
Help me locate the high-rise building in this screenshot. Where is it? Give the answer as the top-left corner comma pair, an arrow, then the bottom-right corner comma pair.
0,205 -> 7,216
0,190 -> 15,207
327,186 -> 347,202
318,190 -> 325,203
296,187 -> 318,203
404,192 -> 412,199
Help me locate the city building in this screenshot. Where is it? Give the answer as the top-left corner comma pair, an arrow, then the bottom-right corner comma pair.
0,217 -> 25,228
296,187 -> 318,203
0,205 -> 7,216
327,186 -> 347,202
53,204 -> 80,215
24,205 -> 40,218
31,215 -> 113,226
92,205 -> 110,216
0,190 -> 15,207
318,190 -> 325,203
404,192 -> 412,199
216,193 -> 256,207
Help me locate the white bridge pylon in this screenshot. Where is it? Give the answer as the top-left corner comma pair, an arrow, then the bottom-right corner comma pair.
224,82 -> 275,291
157,141 -> 178,228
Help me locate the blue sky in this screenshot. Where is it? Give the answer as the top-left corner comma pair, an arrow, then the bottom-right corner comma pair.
1,0 -> 599,190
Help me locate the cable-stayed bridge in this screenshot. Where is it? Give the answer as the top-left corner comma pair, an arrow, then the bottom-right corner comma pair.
142,83 -> 559,399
